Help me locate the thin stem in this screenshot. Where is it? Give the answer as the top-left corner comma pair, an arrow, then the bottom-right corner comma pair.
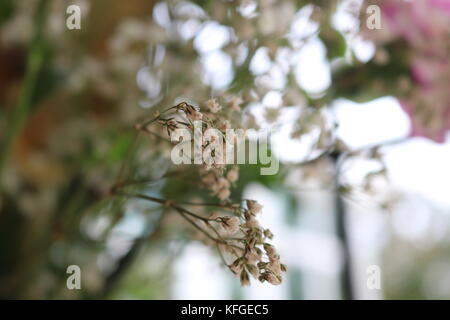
136,125 -> 172,143
175,200 -> 232,209
173,205 -> 212,222
116,192 -> 245,253
118,192 -> 212,222
112,168 -> 192,190
138,105 -> 177,128
176,209 -> 221,244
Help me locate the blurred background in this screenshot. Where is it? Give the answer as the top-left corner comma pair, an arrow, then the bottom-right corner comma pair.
1,0 -> 450,299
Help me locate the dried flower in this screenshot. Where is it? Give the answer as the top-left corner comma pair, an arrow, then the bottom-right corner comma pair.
230,258 -> 243,274
263,243 -> 278,259
240,269 -> 251,286
244,211 -> 260,228
247,200 -> 263,214
217,188 -> 231,201
218,119 -> 231,131
264,229 -> 274,239
246,264 -> 260,279
142,100 -> 286,287
216,177 -> 230,190
226,167 -> 239,183
220,216 -> 241,235
188,109 -> 203,121
229,97 -> 243,111
267,259 -> 282,275
261,272 -> 281,285
176,102 -> 203,120
245,248 -> 261,265
165,118 -> 179,136
206,98 -> 222,113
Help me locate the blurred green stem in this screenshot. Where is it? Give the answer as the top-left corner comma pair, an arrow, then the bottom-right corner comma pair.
331,151 -> 354,300
0,0 -> 48,187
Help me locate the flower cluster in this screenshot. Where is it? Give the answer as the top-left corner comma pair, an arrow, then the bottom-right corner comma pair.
132,98 -> 286,286
138,98 -> 245,201
225,200 -> 286,286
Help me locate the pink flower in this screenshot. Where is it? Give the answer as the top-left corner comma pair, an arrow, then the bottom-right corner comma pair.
380,0 -> 450,46
368,0 -> 450,142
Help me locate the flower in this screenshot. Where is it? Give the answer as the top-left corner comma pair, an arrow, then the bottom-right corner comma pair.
229,97 -> 243,111
220,216 -> 241,235
206,98 -> 222,113
246,200 -> 263,214
263,243 -> 277,259
165,119 -> 179,135
246,264 -> 260,279
245,248 -> 261,265
261,272 -> 281,285
240,270 -> 251,286
177,102 -> 203,120
187,109 -> 203,121
146,97 -> 285,286
230,258 -> 243,274
244,211 -> 260,228
218,119 -> 231,132
267,259 -> 282,275
263,229 -> 274,239
217,188 -> 231,201
226,167 -> 239,183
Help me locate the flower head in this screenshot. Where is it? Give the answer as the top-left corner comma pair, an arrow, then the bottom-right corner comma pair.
246,200 -> 263,215
206,98 -> 222,113
220,216 -> 241,235
226,167 -> 239,183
